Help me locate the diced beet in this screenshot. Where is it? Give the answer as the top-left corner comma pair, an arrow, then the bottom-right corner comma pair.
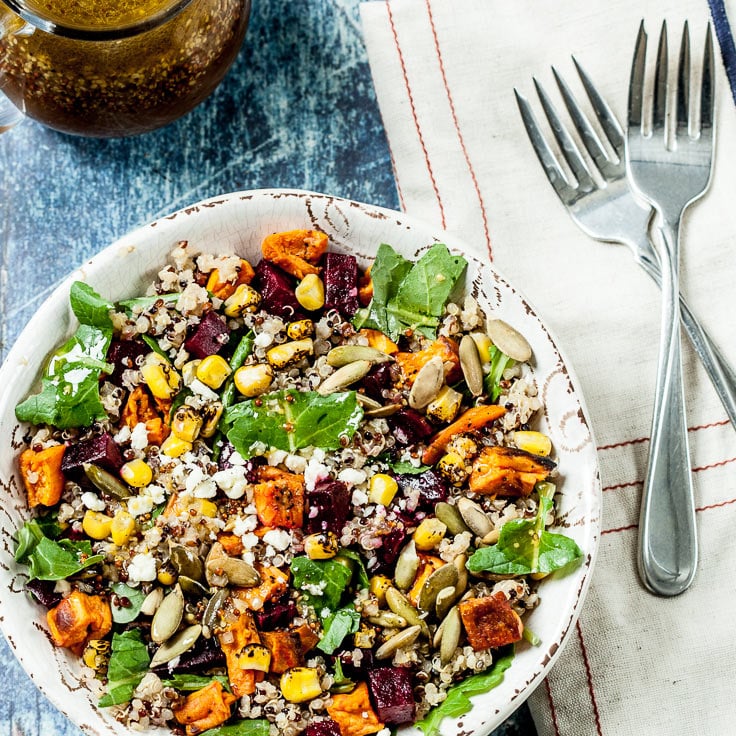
358,363 -> 395,401
25,579 -> 62,609
396,470 -> 449,510
152,637 -> 225,675
305,720 -> 342,736
184,310 -> 230,359
254,598 -> 297,630
376,524 -> 407,568
367,667 -> 416,725
323,252 -> 359,317
306,480 -> 351,534
338,647 -> 375,674
61,431 -> 124,475
106,339 -> 148,386
387,409 -> 433,447
255,259 -> 303,318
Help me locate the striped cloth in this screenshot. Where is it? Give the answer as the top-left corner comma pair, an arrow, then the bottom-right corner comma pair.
360,1 -> 736,734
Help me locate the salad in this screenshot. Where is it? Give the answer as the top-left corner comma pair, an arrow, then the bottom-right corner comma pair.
12,230 -> 582,736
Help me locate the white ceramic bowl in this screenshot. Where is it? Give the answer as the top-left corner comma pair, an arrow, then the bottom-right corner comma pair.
0,189 -> 601,736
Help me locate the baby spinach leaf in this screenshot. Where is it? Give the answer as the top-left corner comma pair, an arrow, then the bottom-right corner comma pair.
290,556 -> 353,613
484,345 -> 515,402
388,460 -> 431,475
317,606 -> 361,655
335,549 -> 370,591
224,390 -> 363,459
415,649 -> 514,736
14,519 -> 45,563
99,629 -> 150,707
160,674 -> 230,692
467,483 -> 583,576
117,292 -> 179,311
200,721 -> 270,736
110,582 -> 146,624
70,281 -> 114,329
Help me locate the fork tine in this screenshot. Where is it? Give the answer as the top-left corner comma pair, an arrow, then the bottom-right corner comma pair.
652,21 -> 668,134
628,21 -> 647,129
701,24 -> 715,134
572,56 -> 625,156
676,22 -> 691,134
533,77 -> 596,191
514,89 -> 576,201
551,66 -> 612,175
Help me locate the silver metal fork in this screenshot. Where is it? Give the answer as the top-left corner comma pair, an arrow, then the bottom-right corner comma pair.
514,60 -> 736,435
628,20 -> 715,596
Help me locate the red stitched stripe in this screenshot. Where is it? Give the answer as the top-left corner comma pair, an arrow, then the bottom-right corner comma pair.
423,0 -> 493,260
543,678 -> 562,736
602,523 -> 638,535
698,495 -> 736,512
603,481 -> 642,492
692,455 -> 736,473
597,418 -> 729,452
576,620 -> 604,736
385,0 -> 447,227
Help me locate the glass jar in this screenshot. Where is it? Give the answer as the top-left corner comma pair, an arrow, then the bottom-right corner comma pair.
0,0 -> 251,136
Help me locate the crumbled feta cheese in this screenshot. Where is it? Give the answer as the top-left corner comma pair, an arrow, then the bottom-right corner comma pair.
303,581 -> 327,596
338,468 -> 367,486
304,458 -> 330,491
352,489 -> 369,506
81,492 -> 106,512
129,423 -> 150,452
228,450 -> 246,466
241,532 -> 260,550
128,495 -> 154,517
114,425 -> 132,444
127,553 -> 157,582
284,454 -> 308,473
185,465 -> 217,498
213,467 -> 247,499
189,379 -> 220,401
145,484 -> 167,505
233,515 -> 259,535
268,449 -> 288,466
263,529 -> 291,551
254,332 -> 274,349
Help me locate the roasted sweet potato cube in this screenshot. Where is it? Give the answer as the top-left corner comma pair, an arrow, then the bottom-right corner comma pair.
217,532 -> 245,557
469,446 -> 556,497
458,593 -> 523,651
217,609 -> 263,697
395,337 -> 461,386
20,444 -> 66,508
253,466 -> 305,529
407,555 -> 443,607
327,682 -> 385,736
173,680 -> 237,736
206,258 -> 256,300
234,566 -> 290,611
46,591 -> 112,655
291,622 -> 320,655
261,630 -> 303,674
121,386 -> 171,445
261,229 -> 328,280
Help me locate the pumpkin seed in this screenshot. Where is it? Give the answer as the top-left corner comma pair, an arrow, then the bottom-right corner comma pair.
486,319 -> 532,363
149,624 -> 202,668
140,587 -> 164,617
170,544 -> 205,582
457,497 -> 493,538
375,625 -> 421,659
317,360 -> 373,395
453,553 -> 469,596
409,357 -> 444,410
394,540 -> 420,591
385,587 -> 430,638
206,543 -> 260,587
151,584 -> 184,644
83,463 -> 131,498
418,564 -> 459,614
327,345 -> 393,367
356,394 -> 382,410
481,529 -> 500,545
432,618 -> 446,649
434,502 -> 471,535
440,607 -> 461,665
459,334 -> 484,397
178,575 -> 209,597
367,612 -> 408,629
202,588 -> 229,638
434,585 -> 457,621
364,403 -> 402,418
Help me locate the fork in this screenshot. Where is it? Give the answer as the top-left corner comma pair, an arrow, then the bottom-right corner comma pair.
514,61 -> 736,436
627,20 -> 715,596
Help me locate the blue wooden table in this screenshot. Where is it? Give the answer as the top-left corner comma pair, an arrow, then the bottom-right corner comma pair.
0,1 -> 535,733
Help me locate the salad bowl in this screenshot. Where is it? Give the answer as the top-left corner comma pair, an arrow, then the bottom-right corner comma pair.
0,188 -> 601,736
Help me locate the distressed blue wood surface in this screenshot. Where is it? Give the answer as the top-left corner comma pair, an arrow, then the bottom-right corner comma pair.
0,0 -> 536,734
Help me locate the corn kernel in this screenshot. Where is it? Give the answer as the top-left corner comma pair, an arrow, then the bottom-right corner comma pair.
295,274 -> 325,311
82,510 -> 113,540
192,498 -> 218,518
368,473 -> 399,506
426,385 -> 463,424
160,433 -> 193,458
513,430 -> 552,457
120,459 -> 153,488
196,355 -> 232,389
238,643 -> 272,672
354,625 -> 376,649
234,363 -> 274,397
280,667 -> 323,703
369,575 -> 391,606
141,353 -> 181,399
200,401 -> 224,438
157,569 -> 176,586
111,510 -> 136,546
436,451 -> 469,486
447,436 -> 479,461
266,339 -> 313,370
82,639 -> 110,671
171,405 -> 204,442
224,284 -> 262,317
304,532 -> 339,560
413,517 -> 447,551
470,332 -> 492,362
287,319 -> 315,340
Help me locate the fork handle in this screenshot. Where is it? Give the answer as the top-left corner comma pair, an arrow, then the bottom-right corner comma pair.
638,218 -> 697,597
636,236 -> 736,431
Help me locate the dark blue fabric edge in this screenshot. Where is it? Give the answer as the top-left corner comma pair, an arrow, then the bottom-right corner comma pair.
707,0 -> 736,105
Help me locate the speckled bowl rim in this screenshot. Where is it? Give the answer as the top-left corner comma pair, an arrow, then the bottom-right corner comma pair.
0,188 -> 601,736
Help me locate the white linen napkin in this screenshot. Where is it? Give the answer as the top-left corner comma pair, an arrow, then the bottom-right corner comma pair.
360,1 -> 736,734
